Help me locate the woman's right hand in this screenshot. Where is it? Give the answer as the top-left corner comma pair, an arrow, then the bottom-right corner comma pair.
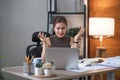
38,32 -> 47,42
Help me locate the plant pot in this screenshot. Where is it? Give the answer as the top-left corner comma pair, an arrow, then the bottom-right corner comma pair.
44,69 -> 52,76
34,67 -> 43,75
52,65 -> 55,73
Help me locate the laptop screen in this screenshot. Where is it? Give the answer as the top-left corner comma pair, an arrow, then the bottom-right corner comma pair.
45,48 -> 79,70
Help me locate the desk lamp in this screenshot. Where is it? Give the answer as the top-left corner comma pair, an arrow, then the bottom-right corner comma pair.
89,17 -> 115,57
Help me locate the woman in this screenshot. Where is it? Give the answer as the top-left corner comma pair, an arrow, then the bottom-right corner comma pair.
38,16 -> 85,62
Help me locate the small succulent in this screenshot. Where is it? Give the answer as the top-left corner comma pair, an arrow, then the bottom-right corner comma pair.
35,63 -> 42,68
42,61 -> 53,69
47,61 -> 54,66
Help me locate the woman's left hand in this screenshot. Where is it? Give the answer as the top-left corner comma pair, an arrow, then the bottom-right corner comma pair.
74,27 -> 85,41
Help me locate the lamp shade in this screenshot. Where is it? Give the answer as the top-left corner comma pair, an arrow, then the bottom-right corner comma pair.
89,17 -> 115,36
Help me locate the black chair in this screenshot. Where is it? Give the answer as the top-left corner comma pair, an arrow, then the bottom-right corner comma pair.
26,31 -> 51,59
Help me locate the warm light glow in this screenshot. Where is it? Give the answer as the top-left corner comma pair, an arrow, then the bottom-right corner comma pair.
89,17 -> 114,36
89,17 -> 115,47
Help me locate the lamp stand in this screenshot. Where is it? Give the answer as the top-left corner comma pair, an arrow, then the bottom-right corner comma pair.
96,47 -> 108,58
95,35 -> 108,58
94,47 -> 108,80
92,37 -> 107,80
99,35 -> 103,47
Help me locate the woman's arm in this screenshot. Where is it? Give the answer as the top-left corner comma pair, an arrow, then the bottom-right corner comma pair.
70,37 -> 79,48
38,32 -> 51,62
74,27 -> 85,41
71,27 -> 85,48
41,37 -> 51,62
41,40 -> 47,62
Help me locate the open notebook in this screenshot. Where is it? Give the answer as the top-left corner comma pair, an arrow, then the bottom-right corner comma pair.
45,48 -> 79,70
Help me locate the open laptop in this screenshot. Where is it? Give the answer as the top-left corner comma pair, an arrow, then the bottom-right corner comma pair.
45,48 -> 79,70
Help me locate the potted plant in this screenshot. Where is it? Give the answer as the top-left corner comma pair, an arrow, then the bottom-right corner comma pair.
42,61 -> 54,76
67,27 -> 82,47
46,61 -> 55,72
0,71 -> 4,80
67,27 -> 80,37
0,55 -> 5,80
34,63 -> 43,75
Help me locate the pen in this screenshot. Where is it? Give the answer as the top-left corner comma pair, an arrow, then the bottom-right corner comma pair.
25,55 -> 30,64
30,56 -> 34,63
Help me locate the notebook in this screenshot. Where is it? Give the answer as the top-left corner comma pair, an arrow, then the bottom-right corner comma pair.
45,48 -> 79,70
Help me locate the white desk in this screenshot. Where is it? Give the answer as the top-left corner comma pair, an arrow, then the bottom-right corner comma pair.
2,66 -> 117,80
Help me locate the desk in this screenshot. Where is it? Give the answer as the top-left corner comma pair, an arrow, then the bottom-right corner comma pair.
2,66 -> 117,80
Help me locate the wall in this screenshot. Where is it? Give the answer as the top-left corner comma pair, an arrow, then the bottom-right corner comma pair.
89,0 -> 120,57
1,0 -> 87,79
89,0 -> 120,80
1,0 -> 47,79
0,0 -> 2,68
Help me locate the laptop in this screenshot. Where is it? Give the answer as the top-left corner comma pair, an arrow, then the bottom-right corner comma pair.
45,48 -> 79,70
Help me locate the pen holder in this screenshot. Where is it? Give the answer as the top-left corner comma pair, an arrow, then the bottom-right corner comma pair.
23,62 -> 34,75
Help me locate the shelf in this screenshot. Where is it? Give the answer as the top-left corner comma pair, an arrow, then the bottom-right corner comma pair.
47,0 -> 87,58
48,12 -> 85,14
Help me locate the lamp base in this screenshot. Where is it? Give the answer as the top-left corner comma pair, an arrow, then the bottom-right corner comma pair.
96,47 -> 108,58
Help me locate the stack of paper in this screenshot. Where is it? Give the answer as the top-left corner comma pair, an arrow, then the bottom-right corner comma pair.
69,58 -> 108,72
98,56 -> 120,68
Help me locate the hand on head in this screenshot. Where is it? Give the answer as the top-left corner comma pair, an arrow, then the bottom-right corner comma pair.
38,32 -> 47,42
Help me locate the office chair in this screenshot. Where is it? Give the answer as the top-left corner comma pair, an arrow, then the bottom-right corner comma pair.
26,31 -> 51,59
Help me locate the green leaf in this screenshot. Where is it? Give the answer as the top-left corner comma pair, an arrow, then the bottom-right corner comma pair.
67,27 -> 80,37
35,63 -> 42,68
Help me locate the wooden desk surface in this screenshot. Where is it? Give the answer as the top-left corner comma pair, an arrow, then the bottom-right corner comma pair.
2,66 -> 117,80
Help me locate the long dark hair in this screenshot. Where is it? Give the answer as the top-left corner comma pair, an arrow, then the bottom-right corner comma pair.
51,16 -> 67,35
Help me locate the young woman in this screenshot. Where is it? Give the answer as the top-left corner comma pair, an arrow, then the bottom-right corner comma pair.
38,16 -> 85,62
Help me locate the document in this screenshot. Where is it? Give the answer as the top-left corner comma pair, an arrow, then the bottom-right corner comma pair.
69,65 -> 108,72
69,58 -> 108,72
97,56 -> 120,68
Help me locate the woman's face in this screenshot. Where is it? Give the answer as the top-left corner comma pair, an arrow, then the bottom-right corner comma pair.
54,22 -> 67,38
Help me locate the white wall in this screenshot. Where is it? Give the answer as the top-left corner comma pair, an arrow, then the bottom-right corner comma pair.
0,0 -> 2,68
1,0 -> 87,79
2,0 -> 47,67
1,0 -> 47,79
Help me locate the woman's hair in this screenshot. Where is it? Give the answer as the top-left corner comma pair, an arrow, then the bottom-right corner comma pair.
51,16 -> 67,35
